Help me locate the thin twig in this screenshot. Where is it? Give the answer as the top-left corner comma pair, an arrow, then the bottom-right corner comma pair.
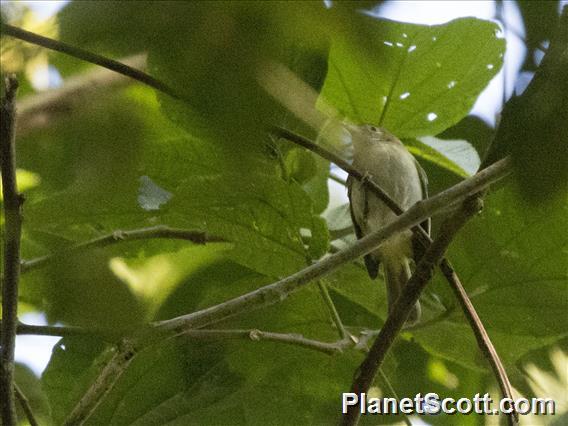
273,126 -> 517,412
64,158 -> 510,425
180,328 -> 350,355
317,280 -> 348,340
377,369 -> 412,426
0,74 -> 22,426
21,225 -> 225,273
342,196 -> 485,425
6,321 -> 127,342
10,322 -> 350,356
14,384 -> 39,426
329,226 -> 354,241
1,25 -> 182,101
403,304 -> 455,331
439,259 -> 517,424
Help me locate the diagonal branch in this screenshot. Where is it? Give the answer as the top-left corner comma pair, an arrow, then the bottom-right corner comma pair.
63,158 -> 510,425
342,196 -> 485,425
438,260 -> 516,424
1,22 -> 518,424
21,225 -> 225,273
1,25 -> 181,102
272,126 -> 516,414
0,75 -> 22,426
14,384 -> 39,426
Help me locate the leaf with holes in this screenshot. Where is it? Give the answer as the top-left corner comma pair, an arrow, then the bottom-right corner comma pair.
319,17 -> 505,138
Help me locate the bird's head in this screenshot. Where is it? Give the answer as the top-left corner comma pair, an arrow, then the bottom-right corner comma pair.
344,123 -> 402,147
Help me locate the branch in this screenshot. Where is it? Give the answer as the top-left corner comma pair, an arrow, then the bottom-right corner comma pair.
16,54 -> 147,137
14,384 -> 39,426
181,329 -> 350,355
63,158 -> 510,425
342,196 -> 485,426
439,260 -> 517,424
21,225 -> 225,273
158,158 -> 509,335
272,126 -> 404,215
1,21 -> 518,423
1,25 -> 181,101
0,75 -> 22,426
11,321 -> 350,355
4,321 -> 126,342
317,280 -> 348,340
273,126 -> 517,410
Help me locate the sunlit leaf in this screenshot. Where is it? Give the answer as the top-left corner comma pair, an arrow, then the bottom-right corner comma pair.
319,17 -> 505,138
405,136 -> 480,177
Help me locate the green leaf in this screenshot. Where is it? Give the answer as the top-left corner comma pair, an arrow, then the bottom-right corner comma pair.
405,136 -> 480,177
15,363 -> 52,425
414,183 -> 568,370
284,148 -> 330,214
22,248 -> 145,328
438,115 -> 494,163
46,260 -> 358,425
140,135 -> 328,277
319,17 -> 505,137
111,243 -> 233,319
42,337 -> 111,424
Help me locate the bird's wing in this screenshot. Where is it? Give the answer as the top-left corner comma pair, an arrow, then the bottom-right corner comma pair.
347,174 -> 380,279
414,158 -> 431,236
412,159 -> 431,264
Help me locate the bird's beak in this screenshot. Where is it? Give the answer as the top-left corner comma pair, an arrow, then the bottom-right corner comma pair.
342,121 -> 360,134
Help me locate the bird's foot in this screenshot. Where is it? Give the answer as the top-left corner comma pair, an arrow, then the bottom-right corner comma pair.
361,171 -> 374,185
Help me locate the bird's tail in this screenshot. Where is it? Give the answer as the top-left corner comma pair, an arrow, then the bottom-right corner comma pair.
383,258 -> 421,326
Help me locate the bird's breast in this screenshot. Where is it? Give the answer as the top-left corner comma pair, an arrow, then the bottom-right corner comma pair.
352,142 -> 421,211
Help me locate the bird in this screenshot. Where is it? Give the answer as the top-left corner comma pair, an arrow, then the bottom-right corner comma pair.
346,124 -> 430,325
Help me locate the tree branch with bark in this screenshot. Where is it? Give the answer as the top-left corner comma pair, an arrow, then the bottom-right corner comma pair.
1,75 -> 22,426
63,157 -> 510,424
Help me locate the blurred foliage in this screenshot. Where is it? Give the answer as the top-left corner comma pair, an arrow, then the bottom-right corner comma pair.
15,363 -> 52,424
1,1 -> 566,425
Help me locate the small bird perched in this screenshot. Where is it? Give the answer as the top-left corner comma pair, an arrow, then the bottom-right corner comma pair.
346,124 -> 430,325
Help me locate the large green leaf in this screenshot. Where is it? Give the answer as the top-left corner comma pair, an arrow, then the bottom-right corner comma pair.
140,135 -> 329,277
319,17 -> 505,137
42,337 -> 111,424
405,136 -> 480,177
20,86 -> 328,283
7,2 -> 565,424
15,363 -> 52,425
413,182 -> 568,370
43,259 -> 357,425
